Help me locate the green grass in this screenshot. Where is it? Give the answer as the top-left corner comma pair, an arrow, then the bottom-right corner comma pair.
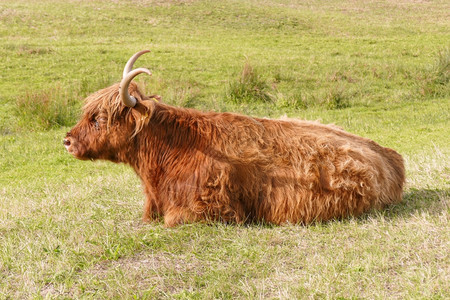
226,61 -> 276,104
0,0 -> 449,298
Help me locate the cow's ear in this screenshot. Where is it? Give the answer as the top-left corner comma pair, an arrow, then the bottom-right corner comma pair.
131,99 -> 156,121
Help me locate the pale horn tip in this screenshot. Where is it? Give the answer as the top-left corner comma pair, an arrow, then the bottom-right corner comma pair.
122,50 -> 151,78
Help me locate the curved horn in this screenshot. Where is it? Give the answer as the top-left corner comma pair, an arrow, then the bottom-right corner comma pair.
122,50 -> 150,78
119,68 -> 152,107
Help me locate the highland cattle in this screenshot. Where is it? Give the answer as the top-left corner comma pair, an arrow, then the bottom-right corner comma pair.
64,50 -> 405,227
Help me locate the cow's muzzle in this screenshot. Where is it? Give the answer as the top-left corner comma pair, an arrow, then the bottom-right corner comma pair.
63,136 -> 74,153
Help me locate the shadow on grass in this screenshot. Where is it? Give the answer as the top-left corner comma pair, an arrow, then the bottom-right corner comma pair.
254,188 -> 449,228
144,188 -> 449,229
371,188 -> 449,221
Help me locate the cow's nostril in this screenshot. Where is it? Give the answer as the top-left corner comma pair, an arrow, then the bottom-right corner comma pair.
63,138 -> 71,146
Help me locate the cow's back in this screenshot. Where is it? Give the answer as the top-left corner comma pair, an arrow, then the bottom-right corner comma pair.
238,117 -> 406,224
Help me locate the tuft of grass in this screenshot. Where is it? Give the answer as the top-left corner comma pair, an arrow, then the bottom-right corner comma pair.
418,49 -> 450,98
226,61 -> 275,104
325,86 -> 350,110
15,86 -> 81,130
14,75 -> 117,131
275,90 -> 309,110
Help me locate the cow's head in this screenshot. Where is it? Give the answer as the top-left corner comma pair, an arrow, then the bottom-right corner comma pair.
64,50 -> 157,162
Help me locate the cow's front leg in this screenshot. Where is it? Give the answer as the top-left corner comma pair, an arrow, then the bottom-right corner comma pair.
142,198 -> 159,223
163,206 -> 199,227
142,186 -> 161,223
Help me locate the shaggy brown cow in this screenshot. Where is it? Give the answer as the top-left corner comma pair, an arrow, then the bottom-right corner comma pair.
64,50 -> 405,227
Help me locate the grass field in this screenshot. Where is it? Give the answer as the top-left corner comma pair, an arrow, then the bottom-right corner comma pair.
0,0 -> 449,298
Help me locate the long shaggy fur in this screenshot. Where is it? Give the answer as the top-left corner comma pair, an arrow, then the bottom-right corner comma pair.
65,82 -> 405,227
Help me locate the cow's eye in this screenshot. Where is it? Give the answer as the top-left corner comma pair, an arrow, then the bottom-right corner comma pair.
93,116 -> 107,129
94,120 -> 100,130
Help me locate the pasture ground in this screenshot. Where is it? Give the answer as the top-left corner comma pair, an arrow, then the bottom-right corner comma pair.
0,0 -> 449,298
